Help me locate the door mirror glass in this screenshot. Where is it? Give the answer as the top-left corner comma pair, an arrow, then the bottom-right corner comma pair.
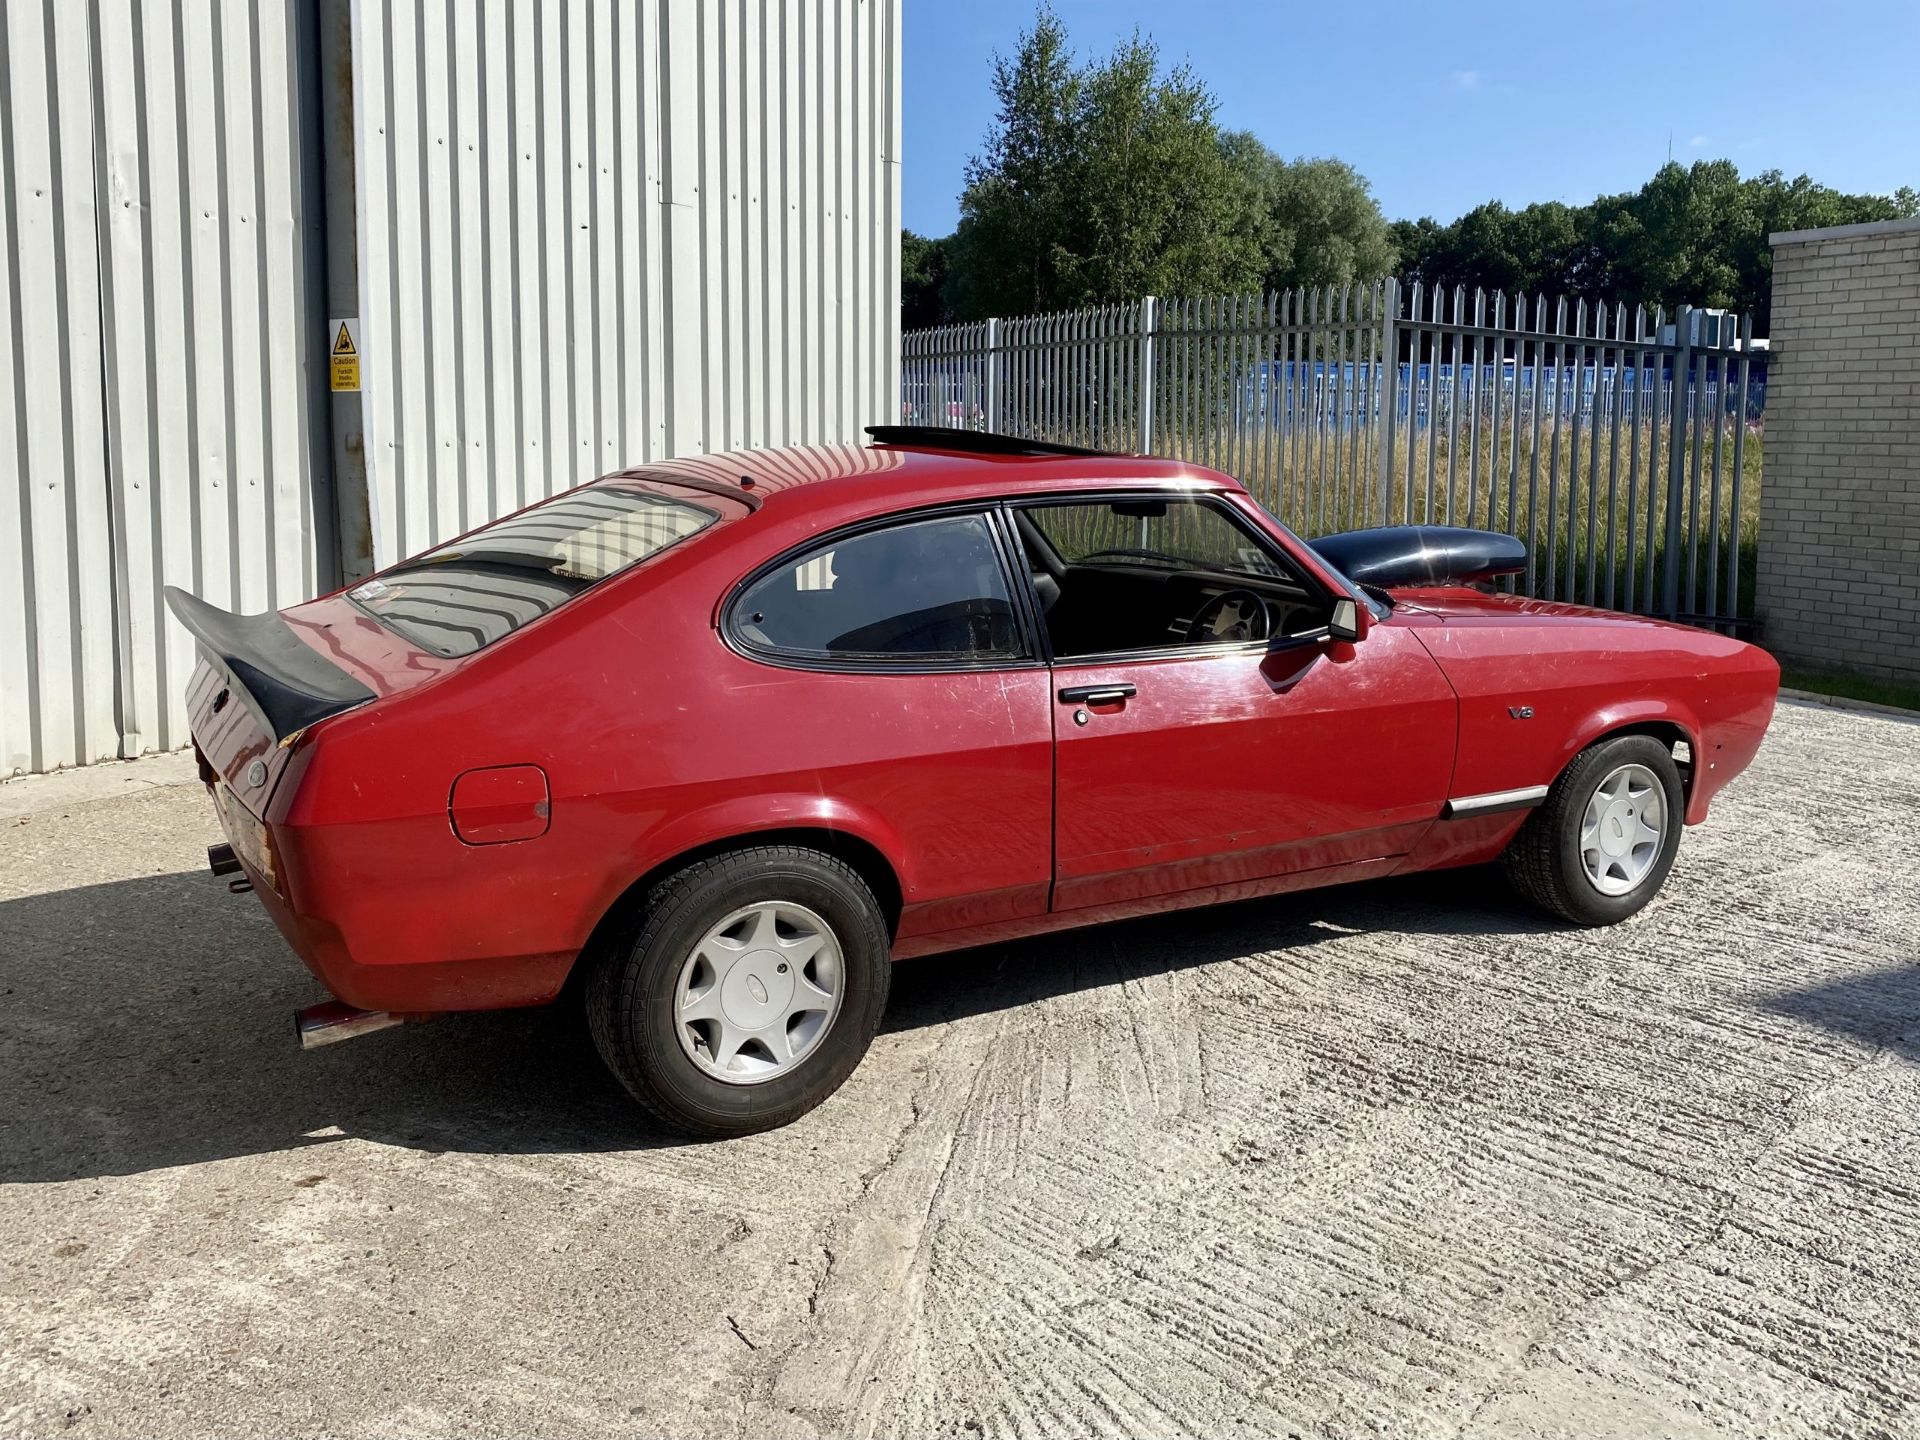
1327,596 -> 1369,643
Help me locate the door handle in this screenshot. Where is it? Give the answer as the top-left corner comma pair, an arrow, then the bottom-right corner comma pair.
1058,683 -> 1137,705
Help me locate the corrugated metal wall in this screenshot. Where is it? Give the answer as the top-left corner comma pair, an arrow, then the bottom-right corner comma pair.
354,0 -> 902,567
0,0 -> 322,776
0,1 -> 902,776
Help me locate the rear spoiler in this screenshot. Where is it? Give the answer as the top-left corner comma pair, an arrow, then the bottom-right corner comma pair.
163,587 -> 374,743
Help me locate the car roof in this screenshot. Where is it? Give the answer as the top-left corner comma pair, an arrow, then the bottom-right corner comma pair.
602,437 -> 1242,525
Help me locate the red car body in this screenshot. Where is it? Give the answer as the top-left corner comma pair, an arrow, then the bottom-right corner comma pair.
177,439 -> 1778,1022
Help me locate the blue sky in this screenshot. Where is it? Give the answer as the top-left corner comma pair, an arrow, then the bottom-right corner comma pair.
903,0 -> 1920,236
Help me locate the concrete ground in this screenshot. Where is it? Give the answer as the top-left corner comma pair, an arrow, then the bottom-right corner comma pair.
2,699 -> 1918,1439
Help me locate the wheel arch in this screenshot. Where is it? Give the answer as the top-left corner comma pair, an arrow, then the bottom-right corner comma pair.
569,816 -> 908,995
1559,710 -> 1702,818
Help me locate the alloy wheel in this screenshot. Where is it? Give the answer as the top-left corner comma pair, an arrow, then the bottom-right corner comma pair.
672,901 -> 845,1084
1579,762 -> 1666,896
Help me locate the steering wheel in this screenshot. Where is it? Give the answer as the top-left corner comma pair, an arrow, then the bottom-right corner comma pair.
1186,589 -> 1272,645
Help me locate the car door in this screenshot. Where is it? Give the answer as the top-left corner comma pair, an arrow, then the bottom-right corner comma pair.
1023,493 -> 1457,912
720,506 -> 1057,943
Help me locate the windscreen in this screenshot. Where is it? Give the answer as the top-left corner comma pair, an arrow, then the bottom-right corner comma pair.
348,483 -> 719,657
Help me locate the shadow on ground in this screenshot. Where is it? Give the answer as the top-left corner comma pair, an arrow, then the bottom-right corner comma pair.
2,864 -> 1565,1183
1756,964 -> 1920,1059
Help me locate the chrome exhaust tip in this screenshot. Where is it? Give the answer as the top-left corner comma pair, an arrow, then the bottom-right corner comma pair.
295,1001 -> 403,1050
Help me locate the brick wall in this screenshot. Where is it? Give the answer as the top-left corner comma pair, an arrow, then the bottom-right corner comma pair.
1759,218 -> 1920,682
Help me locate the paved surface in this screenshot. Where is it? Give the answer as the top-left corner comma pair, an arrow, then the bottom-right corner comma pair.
3,700 -> 1919,1439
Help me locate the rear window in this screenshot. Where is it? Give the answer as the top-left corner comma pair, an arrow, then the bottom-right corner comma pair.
348,483 -> 718,656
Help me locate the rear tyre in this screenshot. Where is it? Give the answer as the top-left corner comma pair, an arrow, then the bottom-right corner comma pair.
1505,734 -> 1684,926
586,846 -> 891,1138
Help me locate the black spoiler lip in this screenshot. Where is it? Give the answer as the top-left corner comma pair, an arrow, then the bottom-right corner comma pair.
163,586 -> 375,743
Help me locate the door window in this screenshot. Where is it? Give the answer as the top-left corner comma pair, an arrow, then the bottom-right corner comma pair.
1026,497 -> 1285,578
732,513 -> 1024,663
1013,496 -> 1329,659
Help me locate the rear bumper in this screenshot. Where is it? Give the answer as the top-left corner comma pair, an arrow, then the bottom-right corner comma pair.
203,780 -> 574,1013
245,866 -> 575,1012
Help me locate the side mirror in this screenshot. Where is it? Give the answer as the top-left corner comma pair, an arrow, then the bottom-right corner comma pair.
1328,596 -> 1370,643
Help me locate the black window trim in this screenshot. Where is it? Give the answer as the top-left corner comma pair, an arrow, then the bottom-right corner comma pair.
720,500 -> 1046,676
1001,488 -> 1344,667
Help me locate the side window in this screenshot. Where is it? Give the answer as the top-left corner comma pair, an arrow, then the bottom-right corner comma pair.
1026,497 -> 1286,578
1014,495 -> 1330,659
733,513 -> 1025,663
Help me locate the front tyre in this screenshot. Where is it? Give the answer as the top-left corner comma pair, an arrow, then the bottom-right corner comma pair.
586,846 -> 891,1138
1505,734 -> 1685,926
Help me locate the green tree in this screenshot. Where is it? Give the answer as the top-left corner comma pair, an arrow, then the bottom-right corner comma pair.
1394,161 -> 1917,328
901,230 -> 952,328
1221,135 -> 1395,292
1726,170 -> 1917,320
942,7 -> 1078,319
1391,199 -> 1582,300
942,7 -> 1257,319
1594,161 -> 1749,310
1386,215 -> 1449,289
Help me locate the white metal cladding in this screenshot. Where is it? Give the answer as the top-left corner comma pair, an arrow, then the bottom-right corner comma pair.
2,1 -> 902,778
0,0 -> 321,777
353,0 -> 903,568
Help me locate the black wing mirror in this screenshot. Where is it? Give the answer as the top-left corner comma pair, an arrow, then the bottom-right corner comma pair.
1327,596 -> 1370,643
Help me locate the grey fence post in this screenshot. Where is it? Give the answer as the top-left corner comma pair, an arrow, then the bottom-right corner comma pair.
1662,305 -> 1693,616
1378,277 -> 1401,522
316,0 -> 370,583
984,318 -> 1002,431
1136,296 -> 1159,455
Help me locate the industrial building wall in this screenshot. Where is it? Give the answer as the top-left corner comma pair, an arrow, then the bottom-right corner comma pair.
354,0 -> 902,567
0,1 -> 903,776
0,1 -> 325,777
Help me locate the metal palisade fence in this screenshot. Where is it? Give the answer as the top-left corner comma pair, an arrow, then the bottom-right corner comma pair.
900,280 -> 1767,625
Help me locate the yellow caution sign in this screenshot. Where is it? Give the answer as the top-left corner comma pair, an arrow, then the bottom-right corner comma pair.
329,318 -> 361,392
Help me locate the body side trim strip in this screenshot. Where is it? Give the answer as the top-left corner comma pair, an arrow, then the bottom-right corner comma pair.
1442,784 -> 1551,819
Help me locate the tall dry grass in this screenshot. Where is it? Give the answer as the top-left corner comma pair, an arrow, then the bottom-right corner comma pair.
1156,413 -> 1762,619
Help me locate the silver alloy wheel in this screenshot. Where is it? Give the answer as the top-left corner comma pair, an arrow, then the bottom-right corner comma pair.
673,900 -> 845,1085
1579,762 -> 1666,896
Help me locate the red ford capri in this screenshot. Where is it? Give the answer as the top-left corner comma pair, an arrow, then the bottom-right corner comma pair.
168,427 -> 1778,1136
